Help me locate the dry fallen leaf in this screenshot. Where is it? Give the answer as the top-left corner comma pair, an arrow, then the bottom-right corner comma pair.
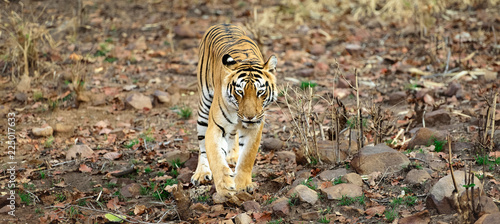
106,197 -> 120,210
79,164 -> 92,173
134,204 -> 147,215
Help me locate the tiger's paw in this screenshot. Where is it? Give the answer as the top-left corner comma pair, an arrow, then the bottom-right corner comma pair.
235,174 -> 257,193
226,152 -> 239,166
191,166 -> 212,186
214,171 -> 237,197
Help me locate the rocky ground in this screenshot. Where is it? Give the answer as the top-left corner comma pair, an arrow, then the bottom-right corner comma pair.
0,0 -> 499,223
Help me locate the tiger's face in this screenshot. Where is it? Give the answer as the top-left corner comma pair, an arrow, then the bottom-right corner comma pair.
223,54 -> 277,128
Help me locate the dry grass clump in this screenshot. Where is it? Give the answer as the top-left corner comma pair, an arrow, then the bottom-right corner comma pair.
0,9 -> 58,87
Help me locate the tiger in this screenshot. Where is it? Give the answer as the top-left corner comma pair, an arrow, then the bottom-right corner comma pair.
191,24 -> 278,197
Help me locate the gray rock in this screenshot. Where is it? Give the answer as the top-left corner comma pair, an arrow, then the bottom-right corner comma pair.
407,128 -> 447,150
318,168 -> 347,181
290,184 -> 318,205
321,183 -> 362,200
242,200 -> 260,212
32,126 -> 53,137
351,143 -> 410,175
54,123 -> 73,133
125,93 -> 152,110
387,91 -> 407,105
475,212 -> 500,224
275,151 -> 296,164
426,170 -> 483,214
424,109 -> 451,127
405,169 -> 431,184
66,144 -> 94,160
261,138 -> 284,151
121,183 -> 141,198
271,197 -> 290,217
301,211 -> 319,220
235,213 -> 253,224
163,150 -> 190,164
341,173 -> 363,187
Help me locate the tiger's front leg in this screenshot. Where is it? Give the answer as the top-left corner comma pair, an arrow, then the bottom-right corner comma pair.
205,122 -> 236,197
234,122 -> 264,193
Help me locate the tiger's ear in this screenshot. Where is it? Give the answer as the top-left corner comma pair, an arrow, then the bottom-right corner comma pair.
263,55 -> 277,73
222,54 -> 238,70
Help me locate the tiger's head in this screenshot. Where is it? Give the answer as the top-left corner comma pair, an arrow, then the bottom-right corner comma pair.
222,54 -> 277,128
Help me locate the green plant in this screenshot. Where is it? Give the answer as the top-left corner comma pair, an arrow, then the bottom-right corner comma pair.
40,171 -> 46,179
125,139 -> 139,148
301,177 -> 317,190
77,199 -> 87,206
157,171 -> 165,177
170,158 -> 185,169
268,218 -> 284,224
309,156 -> 318,165
144,166 -> 152,174
356,194 -> 366,205
318,216 -> 330,223
68,206 -> 79,219
463,183 -> 476,189
56,194 -> 66,202
338,195 -> 355,206
43,136 -> 55,148
197,195 -> 209,202
385,208 -> 398,222
177,107 -> 192,119
265,196 -> 277,205
23,183 -> 36,190
33,91 -> 43,101
432,138 -> 446,152
390,197 -> 404,207
288,193 -> 299,206
404,195 -> 417,206
300,81 -> 317,90
170,169 -> 179,177
106,182 -> 117,188
346,116 -> 367,129
35,207 -> 43,215
401,187 -> 413,194
19,192 -> 31,205
333,177 -> 344,185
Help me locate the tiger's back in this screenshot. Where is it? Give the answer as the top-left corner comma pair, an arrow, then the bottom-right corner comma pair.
192,24 -> 278,197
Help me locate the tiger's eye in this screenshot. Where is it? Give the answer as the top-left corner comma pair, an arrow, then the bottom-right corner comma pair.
236,90 -> 243,95
258,90 -> 264,95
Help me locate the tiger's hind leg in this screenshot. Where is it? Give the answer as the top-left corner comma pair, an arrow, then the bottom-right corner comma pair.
225,131 -> 239,166
191,102 -> 213,185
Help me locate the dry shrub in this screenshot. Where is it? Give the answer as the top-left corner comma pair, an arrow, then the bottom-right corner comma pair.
0,9 -> 58,83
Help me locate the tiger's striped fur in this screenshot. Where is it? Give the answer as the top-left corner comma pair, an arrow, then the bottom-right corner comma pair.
191,24 -> 277,197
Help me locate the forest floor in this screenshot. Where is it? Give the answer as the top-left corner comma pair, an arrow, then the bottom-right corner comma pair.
0,0 -> 499,223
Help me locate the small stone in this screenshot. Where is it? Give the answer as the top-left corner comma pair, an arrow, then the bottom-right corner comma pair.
309,44 -> 325,56
484,70 -> 497,81
318,168 -> 347,181
423,94 -> 435,105
211,204 -> 224,212
242,200 -> 260,212
398,210 -> 430,224
301,211 -> 319,220
341,173 -> 363,187
291,185 -> 318,205
15,92 -> 27,102
235,213 -> 253,224
387,91 -> 407,105
92,93 -> 107,106
235,191 -> 254,202
275,151 -> 296,164
125,93 -> 152,110
475,212 -> 500,224
154,90 -> 172,105
174,24 -> 197,38
429,161 -> 446,171
321,183 -> 362,200
54,123 -> 73,133
32,126 -> 53,137
298,68 -> 315,77
271,197 -> 290,217
121,183 -> 141,198
444,82 -> 461,97
177,170 -> 193,184
424,109 -> 451,127
190,203 -> 210,212
66,144 -> 94,160
317,140 -> 347,163
351,143 -> 410,175
405,169 -> 431,184
345,43 -> 362,55
261,138 -> 284,151
163,150 -> 190,164
407,128 -> 447,150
